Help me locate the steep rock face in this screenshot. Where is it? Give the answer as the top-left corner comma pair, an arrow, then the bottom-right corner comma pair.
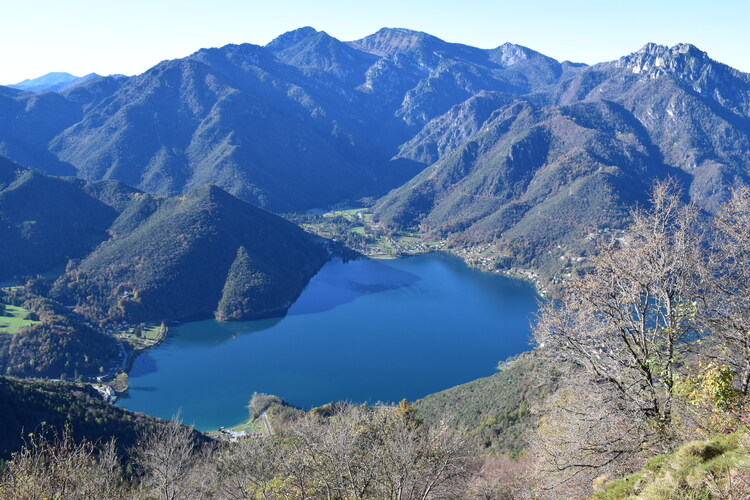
350,28 -> 564,127
272,29 -> 379,85
557,43 -> 750,211
396,91 -> 520,164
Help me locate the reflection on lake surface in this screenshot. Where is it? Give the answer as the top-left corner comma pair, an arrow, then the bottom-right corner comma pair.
117,253 -> 539,430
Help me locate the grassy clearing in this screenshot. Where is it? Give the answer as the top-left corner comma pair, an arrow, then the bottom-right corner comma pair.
112,323 -> 167,349
593,432 -> 750,499
323,207 -> 366,219
303,206 -> 446,258
0,304 -> 40,334
229,418 -> 262,434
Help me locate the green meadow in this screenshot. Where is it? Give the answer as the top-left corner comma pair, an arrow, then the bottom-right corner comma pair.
0,304 -> 41,334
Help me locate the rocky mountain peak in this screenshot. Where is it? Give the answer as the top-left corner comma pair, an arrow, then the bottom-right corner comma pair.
489,43 -> 536,66
618,42 -> 714,78
266,26 -> 320,52
348,27 -> 444,56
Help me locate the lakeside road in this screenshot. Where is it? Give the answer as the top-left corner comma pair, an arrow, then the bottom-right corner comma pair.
261,412 -> 274,436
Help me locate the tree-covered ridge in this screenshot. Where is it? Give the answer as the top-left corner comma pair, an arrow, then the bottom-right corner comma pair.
0,158 -> 328,324
51,184 -> 329,323
0,286 -> 119,379
415,351 -> 561,459
0,156 -> 120,280
0,158 -> 329,381
0,375 -> 208,461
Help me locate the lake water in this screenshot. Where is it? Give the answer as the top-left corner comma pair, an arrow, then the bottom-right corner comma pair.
117,253 -> 539,430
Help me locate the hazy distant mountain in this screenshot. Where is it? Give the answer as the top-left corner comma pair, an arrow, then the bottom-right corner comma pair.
6,72 -> 115,93
8,72 -> 80,91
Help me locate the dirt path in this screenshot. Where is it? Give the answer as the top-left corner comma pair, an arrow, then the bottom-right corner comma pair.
261,411 -> 274,436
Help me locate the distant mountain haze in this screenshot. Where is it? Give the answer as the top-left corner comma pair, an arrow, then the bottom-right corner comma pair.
6,72 -> 125,94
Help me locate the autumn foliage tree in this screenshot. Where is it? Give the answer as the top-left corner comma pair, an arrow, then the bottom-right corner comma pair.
534,181 -> 704,437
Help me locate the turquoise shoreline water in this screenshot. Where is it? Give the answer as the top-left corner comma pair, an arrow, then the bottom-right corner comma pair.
116,253 -> 539,430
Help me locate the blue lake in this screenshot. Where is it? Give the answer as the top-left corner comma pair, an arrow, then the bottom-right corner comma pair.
117,253 -> 539,430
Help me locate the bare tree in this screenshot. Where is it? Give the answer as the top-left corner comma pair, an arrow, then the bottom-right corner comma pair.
534,181 -> 704,439
212,437 -> 283,500
465,454 -> 529,500
701,186 -> 750,394
526,367 -> 650,498
372,401 -> 472,500
132,416 -> 199,500
298,405 -> 381,499
0,424 -> 128,499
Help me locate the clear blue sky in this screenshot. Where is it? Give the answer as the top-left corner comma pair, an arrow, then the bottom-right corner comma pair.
2,0 -> 748,84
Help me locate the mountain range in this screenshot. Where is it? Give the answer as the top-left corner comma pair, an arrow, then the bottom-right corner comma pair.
2,28 -> 750,277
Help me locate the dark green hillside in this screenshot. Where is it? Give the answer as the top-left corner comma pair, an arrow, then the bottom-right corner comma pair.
0,376 -> 208,460
415,351 -> 560,457
0,287 -> 119,379
0,157 -> 119,280
53,185 -> 329,322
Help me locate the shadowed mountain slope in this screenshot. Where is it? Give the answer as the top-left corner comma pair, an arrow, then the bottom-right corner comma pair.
51,184 -> 329,322
0,28 -> 573,212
